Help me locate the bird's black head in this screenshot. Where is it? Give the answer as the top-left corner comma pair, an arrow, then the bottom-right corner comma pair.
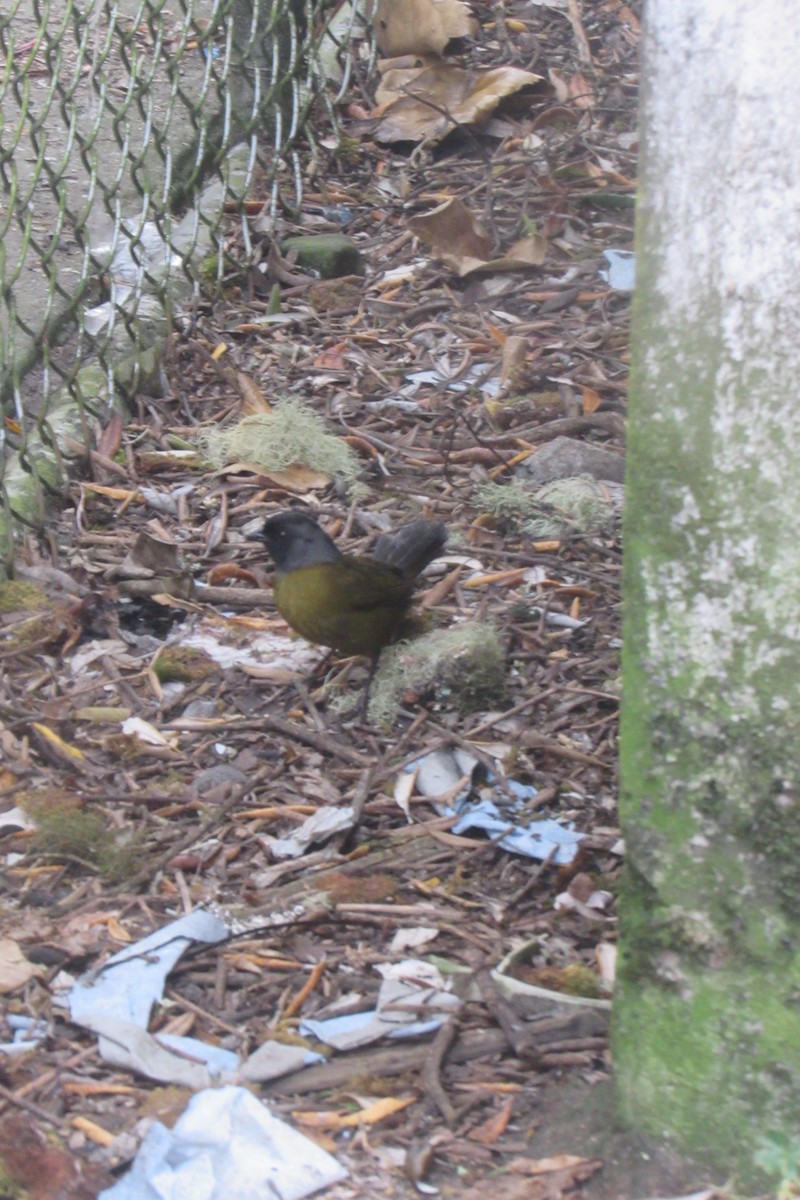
253,511 -> 340,572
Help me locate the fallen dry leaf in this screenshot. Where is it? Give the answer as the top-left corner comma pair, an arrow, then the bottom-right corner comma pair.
567,70 -> 595,108
393,767 -> 416,820
312,342 -> 350,371
469,1095 -> 514,1145
375,0 -> 477,57
582,385 -> 602,413
106,915 -> 133,942
467,234 -> 549,275
293,1095 -> 416,1130
508,1153 -> 597,1175
0,938 -> 44,992
500,336 -> 529,387
549,66 -> 595,108
374,63 -> 541,145
31,723 -> 87,766
407,197 -> 492,263
566,0 -> 593,64
70,1116 -> 116,1147
216,461 -> 333,492
339,1095 -> 417,1126
96,411 -> 123,459
408,197 -> 548,276
121,716 -> 179,749
238,372 -> 271,414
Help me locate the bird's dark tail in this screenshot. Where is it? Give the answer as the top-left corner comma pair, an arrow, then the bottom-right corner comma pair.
372,520 -> 447,579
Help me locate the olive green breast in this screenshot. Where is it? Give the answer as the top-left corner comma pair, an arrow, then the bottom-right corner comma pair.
273,557 -> 414,658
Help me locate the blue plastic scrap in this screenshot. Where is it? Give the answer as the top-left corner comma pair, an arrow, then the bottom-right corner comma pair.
411,747 -> 583,865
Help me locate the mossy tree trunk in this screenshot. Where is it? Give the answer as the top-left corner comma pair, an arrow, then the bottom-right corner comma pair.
614,0 -> 800,1187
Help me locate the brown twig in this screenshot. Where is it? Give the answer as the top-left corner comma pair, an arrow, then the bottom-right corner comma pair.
421,1017 -> 459,1125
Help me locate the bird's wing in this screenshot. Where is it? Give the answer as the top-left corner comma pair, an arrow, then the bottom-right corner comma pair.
343,560 -> 410,611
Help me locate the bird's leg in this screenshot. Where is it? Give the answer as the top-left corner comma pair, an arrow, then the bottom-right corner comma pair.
321,657 -> 360,702
311,649 -> 336,680
359,653 -> 381,720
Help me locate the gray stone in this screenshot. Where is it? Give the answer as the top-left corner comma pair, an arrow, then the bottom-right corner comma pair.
519,436 -> 625,485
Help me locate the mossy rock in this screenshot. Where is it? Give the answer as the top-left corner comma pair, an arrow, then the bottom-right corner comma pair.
281,234 -> 364,279
0,580 -> 53,614
154,646 -> 217,683
368,622 -> 506,725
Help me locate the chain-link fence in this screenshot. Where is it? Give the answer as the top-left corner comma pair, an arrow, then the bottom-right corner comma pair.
0,0 -> 357,557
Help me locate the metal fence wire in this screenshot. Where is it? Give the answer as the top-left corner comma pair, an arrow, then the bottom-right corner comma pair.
0,0 -> 354,548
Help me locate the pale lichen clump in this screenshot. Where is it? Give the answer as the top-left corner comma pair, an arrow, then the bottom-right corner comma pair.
367,622 -> 506,726
200,400 -> 360,487
474,476 -> 619,537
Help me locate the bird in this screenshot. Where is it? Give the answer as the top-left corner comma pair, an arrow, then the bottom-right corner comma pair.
252,510 -> 446,684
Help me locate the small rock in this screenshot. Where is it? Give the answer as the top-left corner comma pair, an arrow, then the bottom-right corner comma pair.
182,699 -> 220,719
281,233 -> 364,278
192,764 -> 248,802
519,436 -> 625,485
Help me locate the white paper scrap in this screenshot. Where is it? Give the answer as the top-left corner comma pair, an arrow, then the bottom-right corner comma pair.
301,960 -> 460,1050
70,910 -> 229,1030
0,1015 -> 49,1056
69,911 -> 230,1084
270,805 -> 355,860
238,1040 -> 326,1084
82,1017 -> 216,1090
98,1084 -> 348,1200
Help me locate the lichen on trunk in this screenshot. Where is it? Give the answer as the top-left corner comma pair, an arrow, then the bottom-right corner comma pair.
615,0 -> 800,1189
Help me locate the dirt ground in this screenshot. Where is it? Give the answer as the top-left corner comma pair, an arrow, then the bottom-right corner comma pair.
0,1 -> 750,1198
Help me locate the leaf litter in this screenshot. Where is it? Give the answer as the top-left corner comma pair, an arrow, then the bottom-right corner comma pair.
0,1 -> 725,1198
